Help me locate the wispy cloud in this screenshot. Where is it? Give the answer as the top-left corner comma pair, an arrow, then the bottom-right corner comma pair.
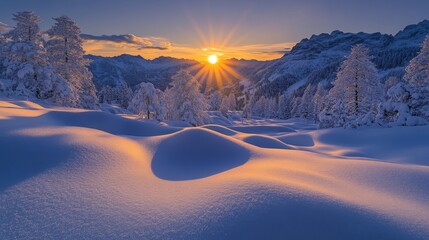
81,34 -> 171,50
81,32 -> 296,61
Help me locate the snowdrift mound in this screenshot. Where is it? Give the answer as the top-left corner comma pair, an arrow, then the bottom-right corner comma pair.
202,124 -> 238,136
243,135 -> 294,149
278,133 -> 315,147
231,125 -> 295,135
152,128 -> 250,180
316,125 -> 429,165
41,111 -> 178,137
0,132 -> 74,191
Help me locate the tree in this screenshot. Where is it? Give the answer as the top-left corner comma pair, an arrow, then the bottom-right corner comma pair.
319,44 -> 383,128
115,82 -> 133,108
403,35 -> 429,121
164,70 -> 209,126
242,92 -> 257,118
97,85 -> 115,104
377,36 -> 429,126
46,15 -> 98,109
3,11 -> 53,98
277,92 -> 292,119
253,96 -> 267,117
0,33 -> 7,78
265,97 -> 278,118
313,83 -> 328,122
128,82 -> 164,120
208,90 -> 222,111
220,93 -> 237,115
298,84 -> 316,120
376,82 -> 414,126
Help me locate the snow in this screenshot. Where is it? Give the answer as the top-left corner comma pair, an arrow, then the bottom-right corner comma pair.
1,99 -> 429,239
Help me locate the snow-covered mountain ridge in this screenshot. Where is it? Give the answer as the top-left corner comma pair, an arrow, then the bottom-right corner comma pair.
253,20 -> 429,96
87,20 -> 429,95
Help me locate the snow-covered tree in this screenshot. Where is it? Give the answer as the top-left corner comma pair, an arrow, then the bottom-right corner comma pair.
115,82 -> 133,108
319,44 -> 383,128
384,76 -> 400,94
265,97 -> 278,118
376,82 -> 414,126
3,11 -> 53,98
51,75 -> 77,107
208,90 -> 222,111
313,83 -> 328,122
46,15 -> 98,108
220,93 -> 237,115
377,36 -> 429,126
277,92 -> 292,119
403,35 -> 429,121
0,33 -> 7,78
253,96 -> 267,117
242,92 -> 257,118
97,85 -> 115,104
164,70 -> 209,126
290,96 -> 302,118
298,84 -> 316,120
128,82 -> 164,120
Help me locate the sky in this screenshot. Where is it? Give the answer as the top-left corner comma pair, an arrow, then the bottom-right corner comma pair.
0,0 -> 428,61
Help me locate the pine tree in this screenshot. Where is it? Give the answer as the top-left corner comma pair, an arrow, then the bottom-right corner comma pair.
313,83 -> 328,122
403,35 -> 429,120
277,93 -> 292,119
253,96 -> 267,117
164,70 -> 209,126
46,15 -> 98,108
298,84 -> 316,120
0,33 -> 7,78
3,11 -> 53,98
320,44 -> 382,128
265,97 -> 278,119
128,82 -> 164,120
290,96 -> 302,118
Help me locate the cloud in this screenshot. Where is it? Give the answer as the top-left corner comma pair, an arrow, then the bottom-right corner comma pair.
81,34 -> 171,50
82,33 -> 296,61
0,22 -> 11,33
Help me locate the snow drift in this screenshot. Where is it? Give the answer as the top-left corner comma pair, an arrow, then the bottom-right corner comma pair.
0,99 -> 428,240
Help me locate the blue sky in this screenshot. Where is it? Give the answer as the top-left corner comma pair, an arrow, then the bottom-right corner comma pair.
0,0 -> 428,60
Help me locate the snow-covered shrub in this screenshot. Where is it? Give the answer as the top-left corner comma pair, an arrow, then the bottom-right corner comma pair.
128,82 -> 164,120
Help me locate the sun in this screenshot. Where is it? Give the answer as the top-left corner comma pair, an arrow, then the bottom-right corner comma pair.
208,55 -> 218,64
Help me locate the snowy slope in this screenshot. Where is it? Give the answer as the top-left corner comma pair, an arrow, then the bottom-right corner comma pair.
1,99 -> 428,239
253,20 -> 429,96
87,54 -> 199,90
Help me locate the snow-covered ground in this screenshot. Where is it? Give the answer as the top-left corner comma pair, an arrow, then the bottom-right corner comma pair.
1,99 -> 428,239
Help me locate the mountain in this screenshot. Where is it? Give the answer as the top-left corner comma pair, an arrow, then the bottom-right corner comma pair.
87,54 -> 268,91
253,19 -> 429,97
86,54 -> 199,90
87,20 -> 429,97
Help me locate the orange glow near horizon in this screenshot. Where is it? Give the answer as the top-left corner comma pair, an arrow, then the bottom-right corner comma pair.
186,55 -> 245,91
182,15 -> 247,89
81,8 -> 294,61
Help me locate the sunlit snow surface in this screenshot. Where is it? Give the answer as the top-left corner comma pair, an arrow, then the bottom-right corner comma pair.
0,100 -> 428,239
